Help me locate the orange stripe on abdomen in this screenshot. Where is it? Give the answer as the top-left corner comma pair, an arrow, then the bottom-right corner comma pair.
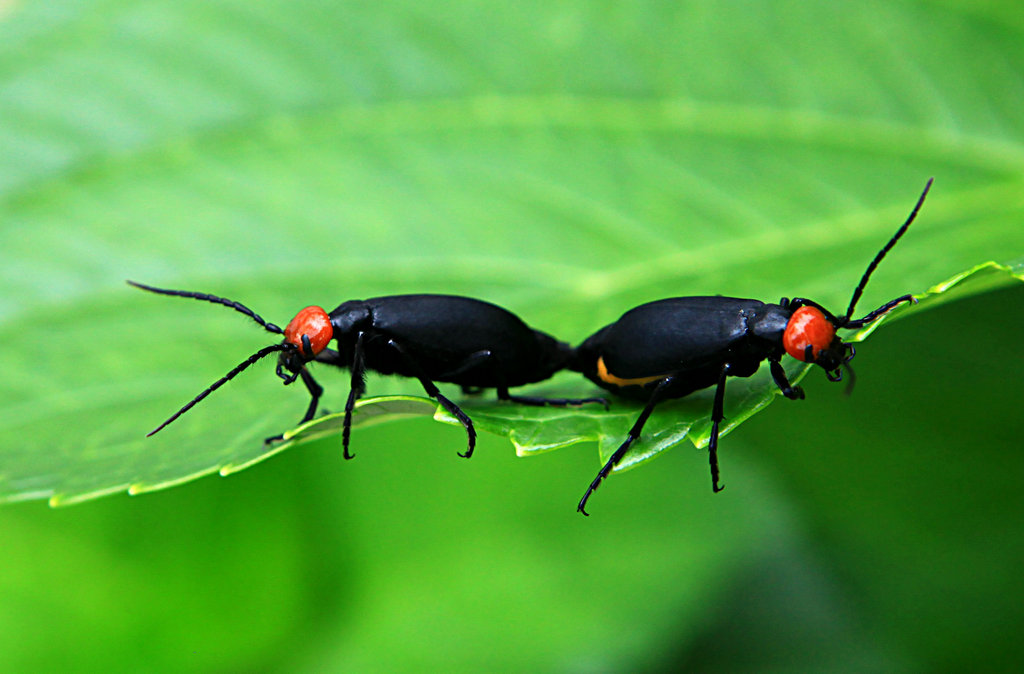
596,356 -> 666,387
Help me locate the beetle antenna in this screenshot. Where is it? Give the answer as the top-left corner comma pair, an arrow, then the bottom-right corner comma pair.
128,280 -> 284,335
841,178 -> 933,325
147,343 -> 293,437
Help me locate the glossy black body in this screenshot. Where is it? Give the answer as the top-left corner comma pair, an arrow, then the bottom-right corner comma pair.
570,294 -> 814,515
131,281 -> 603,461
569,166 -> 934,515
576,297 -> 794,399
320,295 -> 572,388
275,293 -> 602,460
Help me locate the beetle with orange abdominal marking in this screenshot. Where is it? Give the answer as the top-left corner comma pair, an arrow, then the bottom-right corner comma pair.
572,179 -> 934,515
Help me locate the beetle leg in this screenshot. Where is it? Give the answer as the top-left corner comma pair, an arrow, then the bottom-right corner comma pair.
499,385 -> 610,407
438,348 -> 606,407
578,376 -> 676,516
297,368 -> 324,423
264,366 -> 328,444
708,363 -> 732,494
338,331 -> 367,460
386,339 -> 477,459
444,349 -> 608,408
435,349 -> 493,378
308,340 -> 380,459
769,358 -> 804,400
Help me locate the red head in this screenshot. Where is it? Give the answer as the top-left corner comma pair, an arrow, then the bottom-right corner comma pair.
783,306 -> 837,363
284,306 -> 333,358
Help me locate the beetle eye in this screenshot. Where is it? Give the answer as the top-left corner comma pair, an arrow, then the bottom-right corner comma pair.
284,306 -> 333,357
783,306 -> 836,362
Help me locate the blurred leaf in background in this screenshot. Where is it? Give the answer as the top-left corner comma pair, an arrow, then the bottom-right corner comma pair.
0,1 -> 1022,672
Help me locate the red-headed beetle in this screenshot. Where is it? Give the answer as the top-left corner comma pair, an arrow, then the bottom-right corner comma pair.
129,286 -> 605,458
572,179 -> 933,515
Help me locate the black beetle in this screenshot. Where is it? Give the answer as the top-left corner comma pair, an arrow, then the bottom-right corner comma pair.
572,179 -> 933,515
129,284 -> 605,458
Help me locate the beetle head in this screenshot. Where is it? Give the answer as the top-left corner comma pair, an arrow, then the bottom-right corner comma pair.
779,178 -> 933,388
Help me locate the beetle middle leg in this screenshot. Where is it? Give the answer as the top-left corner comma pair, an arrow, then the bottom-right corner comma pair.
578,376 -> 676,516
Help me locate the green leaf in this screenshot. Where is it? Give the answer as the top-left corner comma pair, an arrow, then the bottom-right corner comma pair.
2,2 -> 1024,672
1,1 -> 1023,511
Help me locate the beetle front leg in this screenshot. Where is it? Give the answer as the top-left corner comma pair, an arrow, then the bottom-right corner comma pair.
769,358 -> 805,400
264,367 -> 324,445
578,376 -> 675,516
297,368 -> 325,423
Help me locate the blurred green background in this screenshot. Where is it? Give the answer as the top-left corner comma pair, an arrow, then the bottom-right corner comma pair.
2,1 -> 1023,672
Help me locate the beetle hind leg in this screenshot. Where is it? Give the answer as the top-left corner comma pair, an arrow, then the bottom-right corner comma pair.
439,348 -> 608,409
577,377 -> 674,516
498,387 -> 609,410
387,339 -> 477,459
